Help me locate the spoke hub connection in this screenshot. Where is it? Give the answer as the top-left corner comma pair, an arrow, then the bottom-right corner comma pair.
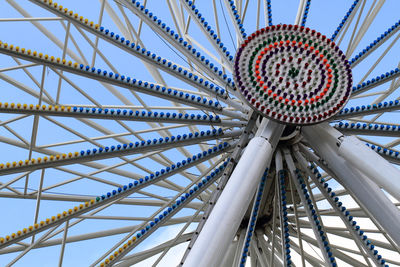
234,24 -> 353,125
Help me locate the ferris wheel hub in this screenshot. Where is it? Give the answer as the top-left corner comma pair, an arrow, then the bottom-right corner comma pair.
234,24 -> 353,125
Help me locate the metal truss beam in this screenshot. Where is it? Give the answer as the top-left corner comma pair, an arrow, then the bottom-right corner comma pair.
180,0 -> 234,69
0,142 -> 231,249
223,0 -> 247,42
118,0 -> 234,88
28,0 -> 232,98
0,103 -> 245,127
338,135 -> 400,201
330,0 -> 361,41
180,112 -> 257,263
347,0 -> 385,60
294,149 -> 386,266
0,191 -> 201,209
302,123 -> 400,247
350,17 -> 400,67
0,43 -> 231,115
5,0 -> 82,62
365,142 -> 400,165
183,119 -> 284,267
0,225 -> 192,255
333,99 -> 400,120
96,161 -> 228,266
0,129 -> 238,176
351,67 -> 400,96
288,228 -> 368,267
334,121 -> 400,137
284,149 -> 336,266
115,233 -> 193,266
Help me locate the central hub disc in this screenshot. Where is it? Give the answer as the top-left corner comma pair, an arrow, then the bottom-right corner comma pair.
234,24 -> 352,125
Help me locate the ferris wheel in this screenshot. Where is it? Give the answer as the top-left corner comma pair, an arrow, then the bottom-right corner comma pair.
0,0 -> 399,266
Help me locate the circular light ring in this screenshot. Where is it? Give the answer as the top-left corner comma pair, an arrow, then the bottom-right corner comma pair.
234,24 -> 352,125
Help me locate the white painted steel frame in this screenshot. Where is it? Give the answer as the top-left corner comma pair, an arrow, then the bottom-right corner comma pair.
183,119 -> 284,267
302,124 -> 400,247
0,0 -> 399,266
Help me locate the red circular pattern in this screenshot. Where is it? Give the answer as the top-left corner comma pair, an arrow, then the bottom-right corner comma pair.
234,25 -> 353,125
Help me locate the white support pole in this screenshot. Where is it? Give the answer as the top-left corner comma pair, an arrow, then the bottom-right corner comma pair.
220,240 -> 238,267
287,168 -> 306,267
232,228 -> 247,267
183,119 -> 284,267
274,150 -> 287,266
294,0 -> 307,26
263,228 -> 285,267
302,123 -> 400,247
269,190 -> 278,267
253,233 -> 269,267
283,149 -> 334,266
337,135 -> 400,202
250,243 -> 258,267
58,220 -> 69,267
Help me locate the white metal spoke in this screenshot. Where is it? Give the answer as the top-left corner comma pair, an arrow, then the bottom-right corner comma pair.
6,0 -> 81,62
1,1 -> 400,266
346,0 -> 385,57
29,0 -> 231,100
302,124 -> 400,247
92,159 -> 228,266
119,0 -> 234,87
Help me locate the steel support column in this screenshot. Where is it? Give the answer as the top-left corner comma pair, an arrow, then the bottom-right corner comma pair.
183,119 -> 284,267
302,123 -> 400,247
337,135 -> 400,202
